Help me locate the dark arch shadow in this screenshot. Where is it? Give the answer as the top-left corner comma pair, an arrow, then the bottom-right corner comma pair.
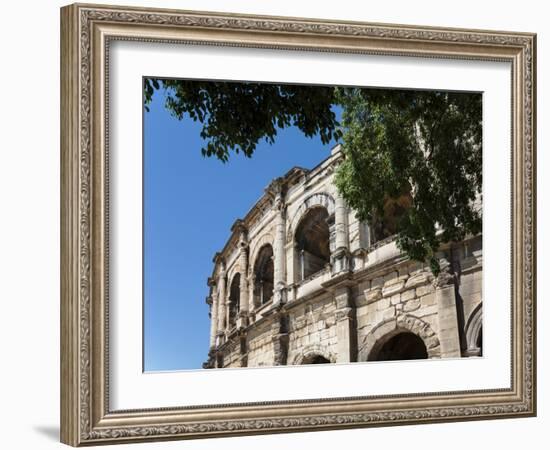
370,331 -> 428,361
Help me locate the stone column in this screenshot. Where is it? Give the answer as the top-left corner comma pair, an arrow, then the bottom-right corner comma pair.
434,258 -> 461,358
231,220 -> 249,323
237,244 -> 249,329
248,273 -> 256,315
225,297 -> 232,331
334,286 -> 357,363
271,312 -> 289,366
207,278 -> 218,349
239,333 -> 248,367
216,263 -> 227,338
285,242 -> 296,285
335,193 -> 349,250
332,193 -> 350,274
271,182 -> 287,305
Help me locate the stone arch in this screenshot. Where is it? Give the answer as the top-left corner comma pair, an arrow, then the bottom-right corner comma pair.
249,233 -> 274,276
465,303 -> 483,356
226,263 -> 242,287
252,243 -> 274,307
294,206 -> 331,281
227,272 -> 241,328
358,314 -> 441,361
291,344 -> 336,365
228,271 -> 242,289
287,192 -> 336,241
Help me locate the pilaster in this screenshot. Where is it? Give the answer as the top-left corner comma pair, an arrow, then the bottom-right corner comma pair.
232,220 -> 250,326
434,257 -> 462,358
216,261 -> 227,339
268,178 -> 287,306
334,286 -> 357,363
207,292 -> 217,349
270,309 -> 289,366
332,193 -> 351,275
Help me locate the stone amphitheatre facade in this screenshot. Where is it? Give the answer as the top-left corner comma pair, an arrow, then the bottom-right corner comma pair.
203,145 -> 483,369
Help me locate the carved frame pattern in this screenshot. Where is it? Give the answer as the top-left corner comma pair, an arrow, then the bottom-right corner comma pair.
60,3 -> 536,446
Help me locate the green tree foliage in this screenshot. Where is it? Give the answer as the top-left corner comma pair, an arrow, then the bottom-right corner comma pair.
145,79 -> 482,273
144,78 -> 340,162
334,88 -> 482,274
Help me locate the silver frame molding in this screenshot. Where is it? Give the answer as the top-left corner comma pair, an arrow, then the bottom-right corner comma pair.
60,3 -> 536,446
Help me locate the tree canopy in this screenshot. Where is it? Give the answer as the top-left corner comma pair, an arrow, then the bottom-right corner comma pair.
144,78 -> 340,162
144,78 -> 482,274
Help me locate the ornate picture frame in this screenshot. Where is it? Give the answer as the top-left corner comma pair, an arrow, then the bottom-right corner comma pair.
60,3 -> 536,446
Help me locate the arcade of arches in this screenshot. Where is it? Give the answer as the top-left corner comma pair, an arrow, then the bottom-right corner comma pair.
204,145 -> 483,369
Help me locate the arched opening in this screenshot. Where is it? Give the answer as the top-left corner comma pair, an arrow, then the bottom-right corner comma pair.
302,355 -> 330,365
465,303 -> 483,357
295,207 -> 330,281
476,327 -> 483,356
371,187 -> 413,242
369,331 -> 428,361
253,244 -> 274,307
228,273 -> 240,329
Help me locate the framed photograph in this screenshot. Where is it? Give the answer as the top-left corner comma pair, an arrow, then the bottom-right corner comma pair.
60,3 -> 537,446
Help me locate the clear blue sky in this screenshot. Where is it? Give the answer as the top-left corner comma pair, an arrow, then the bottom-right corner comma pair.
143,85 -> 341,371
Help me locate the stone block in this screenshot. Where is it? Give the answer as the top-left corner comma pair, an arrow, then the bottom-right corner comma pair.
376,297 -> 391,311
355,293 -> 368,308
457,280 -> 477,296
416,284 -> 433,297
390,294 -> 401,305
355,312 -> 370,329
438,337 -> 462,357
405,272 -> 431,289
364,301 -> 378,317
420,321 -> 436,337
382,280 -> 405,297
381,306 -> 396,321
400,289 -> 415,302
420,293 -> 436,306
463,292 -> 482,305
371,276 -> 385,289
403,298 -> 421,312
417,305 -> 438,318
364,287 -> 383,304
357,280 -> 370,293
383,271 -> 399,284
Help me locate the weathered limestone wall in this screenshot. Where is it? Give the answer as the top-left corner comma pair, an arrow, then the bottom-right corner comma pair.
246,321 -> 275,367
287,295 -> 338,364
355,238 -> 483,362
204,145 -> 483,369
355,259 -> 442,360
218,339 -> 242,368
